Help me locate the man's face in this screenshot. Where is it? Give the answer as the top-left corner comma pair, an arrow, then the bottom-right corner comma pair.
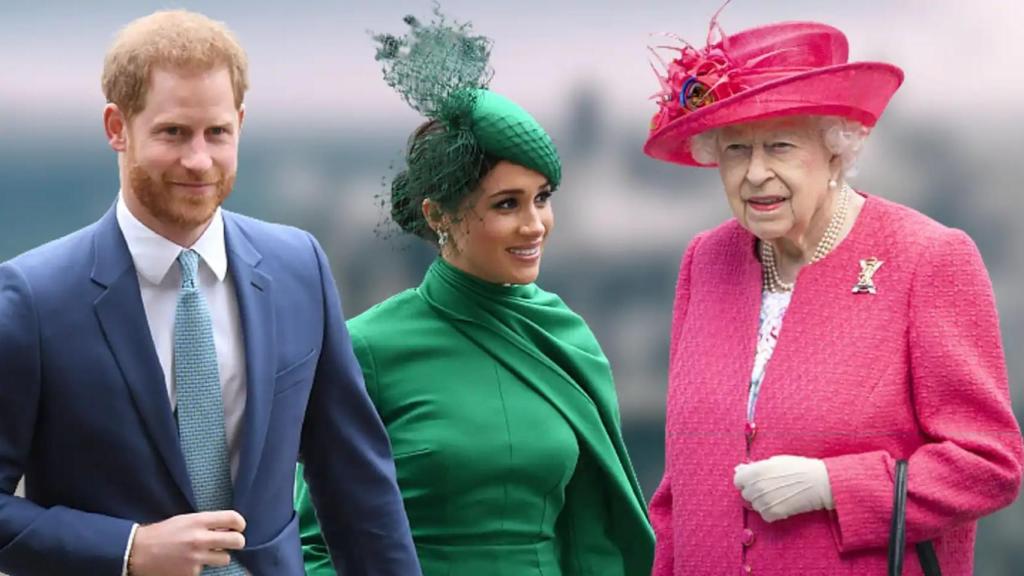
119,66 -> 243,237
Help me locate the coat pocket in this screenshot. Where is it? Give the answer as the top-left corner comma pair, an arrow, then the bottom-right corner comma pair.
273,348 -> 317,396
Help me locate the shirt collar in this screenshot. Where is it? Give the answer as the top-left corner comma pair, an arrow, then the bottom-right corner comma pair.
116,193 -> 228,285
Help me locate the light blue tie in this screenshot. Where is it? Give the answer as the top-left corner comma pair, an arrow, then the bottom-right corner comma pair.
174,249 -> 245,575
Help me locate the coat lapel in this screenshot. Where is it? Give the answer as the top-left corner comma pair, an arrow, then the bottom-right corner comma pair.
755,197 -> 887,434
223,214 -> 275,508
91,206 -> 196,508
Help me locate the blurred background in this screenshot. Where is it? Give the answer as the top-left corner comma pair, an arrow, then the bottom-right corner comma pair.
2,0 -> 1022,573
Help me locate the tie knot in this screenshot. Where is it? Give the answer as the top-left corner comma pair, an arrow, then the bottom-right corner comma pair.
178,249 -> 201,289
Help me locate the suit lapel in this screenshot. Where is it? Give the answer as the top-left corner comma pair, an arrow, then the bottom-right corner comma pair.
91,206 -> 196,508
223,214 -> 275,508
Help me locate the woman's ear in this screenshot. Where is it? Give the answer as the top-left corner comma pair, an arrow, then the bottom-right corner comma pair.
422,198 -> 445,231
828,153 -> 843,183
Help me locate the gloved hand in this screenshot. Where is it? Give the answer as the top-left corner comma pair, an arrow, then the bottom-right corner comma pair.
733,455 -> 834,523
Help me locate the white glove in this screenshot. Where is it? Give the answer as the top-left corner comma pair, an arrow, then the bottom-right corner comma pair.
733,455 -> 834,523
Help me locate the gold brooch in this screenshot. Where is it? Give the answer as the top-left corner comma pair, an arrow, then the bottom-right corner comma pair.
852,257 -> 884,294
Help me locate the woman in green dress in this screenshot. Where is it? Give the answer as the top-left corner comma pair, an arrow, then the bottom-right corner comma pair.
294,10 -> 654,576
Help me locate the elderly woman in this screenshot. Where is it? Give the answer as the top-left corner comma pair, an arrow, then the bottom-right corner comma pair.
644,19 -> 1023,576
294,10 -> 654,576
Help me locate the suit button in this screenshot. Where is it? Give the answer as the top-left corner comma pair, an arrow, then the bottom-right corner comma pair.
742,528 -> 756,547
744,421 -> 757,441
742,564 -> 753,574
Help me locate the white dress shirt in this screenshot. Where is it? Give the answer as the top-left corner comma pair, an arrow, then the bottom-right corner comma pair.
116,195 -> 249,574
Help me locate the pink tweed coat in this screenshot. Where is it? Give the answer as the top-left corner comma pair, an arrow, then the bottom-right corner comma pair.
650,194 -> 1023,575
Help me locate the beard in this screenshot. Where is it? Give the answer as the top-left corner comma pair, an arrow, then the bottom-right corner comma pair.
128,160 -> 235,231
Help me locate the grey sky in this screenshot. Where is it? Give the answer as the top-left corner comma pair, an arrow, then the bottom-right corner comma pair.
2,1 -> 1022,131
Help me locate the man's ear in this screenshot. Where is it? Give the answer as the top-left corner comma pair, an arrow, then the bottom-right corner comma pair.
103,104 -> 128,152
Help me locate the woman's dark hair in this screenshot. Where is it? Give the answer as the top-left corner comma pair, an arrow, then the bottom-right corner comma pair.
390,119 -> 499,244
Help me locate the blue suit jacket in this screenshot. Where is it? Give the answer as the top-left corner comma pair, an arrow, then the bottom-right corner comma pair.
0,206 -> 420,575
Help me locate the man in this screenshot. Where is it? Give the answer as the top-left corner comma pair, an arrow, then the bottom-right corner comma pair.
0,10 -> 420,576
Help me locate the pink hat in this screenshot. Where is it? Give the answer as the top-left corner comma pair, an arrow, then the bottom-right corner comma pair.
644,20 -> 904,166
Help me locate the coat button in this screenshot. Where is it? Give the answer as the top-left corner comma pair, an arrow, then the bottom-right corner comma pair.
745,421 -> 757,441
742,564 -> 753,574
742,528 -> 756,547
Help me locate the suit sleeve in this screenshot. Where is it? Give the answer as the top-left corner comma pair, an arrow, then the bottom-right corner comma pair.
297,234 -> 421,576
0,262 -> 135,575
824,229 -> 1024,551
650,234 -> 702,576
295,327 -> 383,576
294,463 -> 337,576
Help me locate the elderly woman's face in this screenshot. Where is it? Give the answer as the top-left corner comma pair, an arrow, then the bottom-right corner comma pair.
716,116 -> 838,242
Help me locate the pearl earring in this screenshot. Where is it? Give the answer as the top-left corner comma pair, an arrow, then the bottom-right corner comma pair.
828,178 -> 838,190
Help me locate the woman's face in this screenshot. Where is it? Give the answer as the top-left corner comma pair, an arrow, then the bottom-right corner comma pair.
438,160 -> 554,285
716,116 -> 839,243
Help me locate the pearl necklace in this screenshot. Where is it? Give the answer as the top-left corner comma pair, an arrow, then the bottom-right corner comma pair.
761,183 -> 852,293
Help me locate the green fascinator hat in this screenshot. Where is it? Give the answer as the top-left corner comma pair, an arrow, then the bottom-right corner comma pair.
373,8 -> 561,240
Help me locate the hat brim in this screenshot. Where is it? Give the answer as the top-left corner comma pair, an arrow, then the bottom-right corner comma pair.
643,61 -> 904,167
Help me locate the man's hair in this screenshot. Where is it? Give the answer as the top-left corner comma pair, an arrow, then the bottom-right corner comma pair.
101,9 -> 249,119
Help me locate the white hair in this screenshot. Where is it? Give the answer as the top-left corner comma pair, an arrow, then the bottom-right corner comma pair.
690,116 -> 870,178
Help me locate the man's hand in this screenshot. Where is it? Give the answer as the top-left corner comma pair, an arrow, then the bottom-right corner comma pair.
734,455 -> 834,523
128,510 -> 246,576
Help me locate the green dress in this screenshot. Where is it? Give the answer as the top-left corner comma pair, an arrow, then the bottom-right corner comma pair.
295,259 -> 654,575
